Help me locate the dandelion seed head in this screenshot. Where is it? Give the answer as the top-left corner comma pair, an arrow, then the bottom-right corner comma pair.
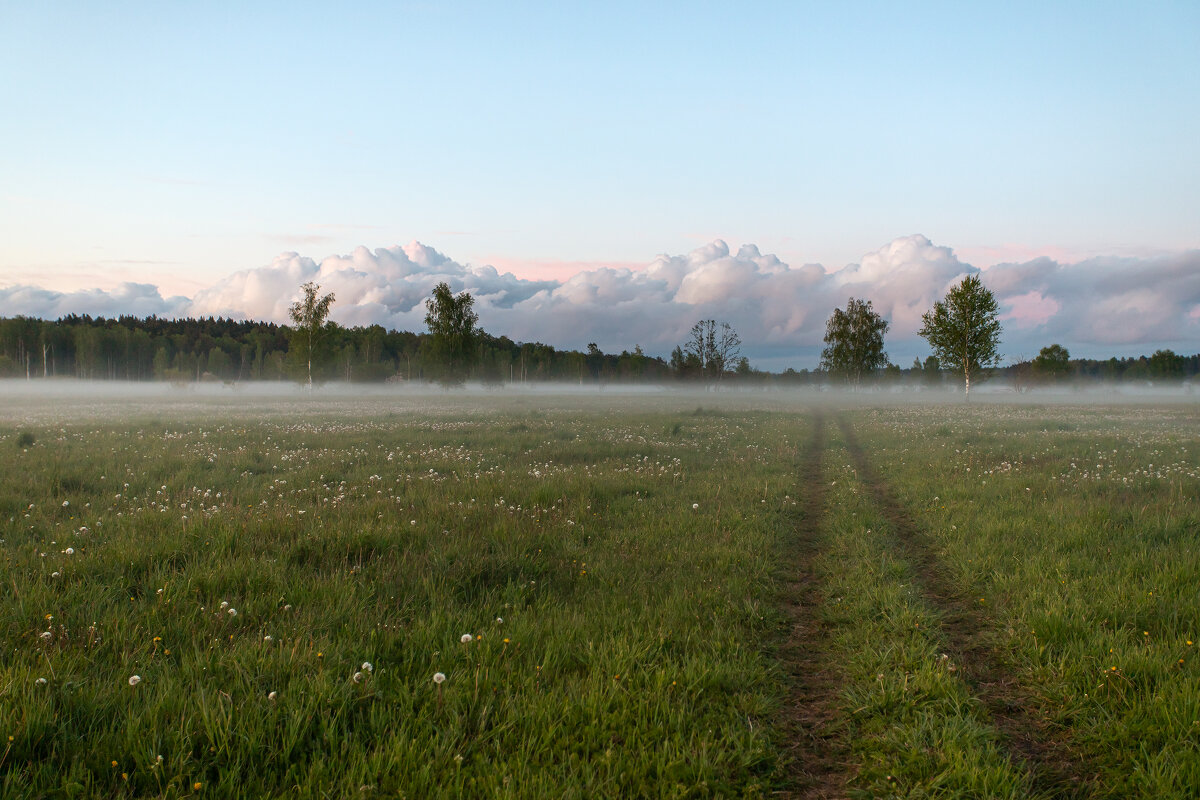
128,675 -> 141,686
433,672 -> 446,684
461,634 -> 472,643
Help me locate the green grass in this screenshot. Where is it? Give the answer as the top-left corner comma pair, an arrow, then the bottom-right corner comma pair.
848,403 -> 1200,798
1,394 -> 1198,798
1,405 -> 801,798
815,428 -> 1034,798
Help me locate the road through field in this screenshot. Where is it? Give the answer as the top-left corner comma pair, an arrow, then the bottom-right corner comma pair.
778,411 -> 850,799
836,415 -> 1088,798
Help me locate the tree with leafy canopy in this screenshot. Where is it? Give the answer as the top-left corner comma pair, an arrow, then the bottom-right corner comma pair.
922,355 -> 942,386
918,274 -> 1001,400
820,297 -> 890,390
1032,344 -> 1070,382
288,281 -> 336,388
1147,349 -> 1184,380
424,282 -> 479,385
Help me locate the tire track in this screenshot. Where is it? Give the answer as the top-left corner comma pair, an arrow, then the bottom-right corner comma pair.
836,415 -> 1088,798
778,411 -> 850,799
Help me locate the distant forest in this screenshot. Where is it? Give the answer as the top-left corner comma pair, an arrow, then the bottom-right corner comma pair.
0,314 -> 1196,387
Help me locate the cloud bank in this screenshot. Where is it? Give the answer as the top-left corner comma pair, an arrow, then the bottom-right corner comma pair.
3,237 -> 1197,367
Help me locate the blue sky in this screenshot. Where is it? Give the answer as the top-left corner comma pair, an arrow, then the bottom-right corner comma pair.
1,2 -> 1198,366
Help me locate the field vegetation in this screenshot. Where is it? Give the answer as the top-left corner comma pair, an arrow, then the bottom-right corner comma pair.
0,389 -> 1196,798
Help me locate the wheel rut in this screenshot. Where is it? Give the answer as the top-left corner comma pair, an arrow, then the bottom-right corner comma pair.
778,411 -> 850,799
835,415 -> 1089,798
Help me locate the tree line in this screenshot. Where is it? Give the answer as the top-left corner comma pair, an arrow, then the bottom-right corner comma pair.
0,310 -> 676,385
0,277 -> 1195,388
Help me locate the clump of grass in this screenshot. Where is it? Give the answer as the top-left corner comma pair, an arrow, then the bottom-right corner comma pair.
15,431 -> 35,448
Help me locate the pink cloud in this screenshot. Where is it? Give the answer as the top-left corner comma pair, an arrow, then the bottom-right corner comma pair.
1000,290 -> 1061,327
474,255 -> 649,283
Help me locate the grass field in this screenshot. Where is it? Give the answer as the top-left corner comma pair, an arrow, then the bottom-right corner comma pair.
1,387 -> 1197,798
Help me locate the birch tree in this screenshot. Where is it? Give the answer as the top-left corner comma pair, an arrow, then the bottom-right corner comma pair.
918,274 -> 1001,400
289,281 -> 336,388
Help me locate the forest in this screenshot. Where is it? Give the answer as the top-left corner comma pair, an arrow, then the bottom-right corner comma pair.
0,313 -> 1195,387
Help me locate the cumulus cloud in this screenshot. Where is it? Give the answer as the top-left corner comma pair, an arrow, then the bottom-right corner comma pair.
0,282 -> 190,319
983,251 -> 1200,355
2,236 -> 1197,366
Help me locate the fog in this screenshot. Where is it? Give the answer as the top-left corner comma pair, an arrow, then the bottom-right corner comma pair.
0,378 -> 1195,427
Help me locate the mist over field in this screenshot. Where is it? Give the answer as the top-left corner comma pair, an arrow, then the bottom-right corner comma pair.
0,378 -> 1195,430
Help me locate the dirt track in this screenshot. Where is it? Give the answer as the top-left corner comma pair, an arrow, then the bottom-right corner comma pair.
836,415 -> 1090,798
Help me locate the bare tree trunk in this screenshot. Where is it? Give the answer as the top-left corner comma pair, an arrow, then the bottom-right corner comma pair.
963,343 -> 971,401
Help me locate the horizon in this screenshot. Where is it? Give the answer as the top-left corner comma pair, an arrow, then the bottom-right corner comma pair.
2,234 -> 1198,370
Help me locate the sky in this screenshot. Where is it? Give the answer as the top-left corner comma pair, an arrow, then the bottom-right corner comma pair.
1,1 -> 1198,369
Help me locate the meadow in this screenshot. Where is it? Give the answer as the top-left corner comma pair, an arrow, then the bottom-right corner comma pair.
0,385 -> 1196,798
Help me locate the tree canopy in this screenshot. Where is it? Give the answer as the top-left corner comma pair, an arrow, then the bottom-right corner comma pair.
424,282 -> 480,385
288,282 -> 336,388
918,274 -> 1001,400
820,297 -> 889,389
1032,344 -> 1070,381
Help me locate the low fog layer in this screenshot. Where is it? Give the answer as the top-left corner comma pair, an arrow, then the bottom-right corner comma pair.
0,378 -> 1194,427
3,236 -> 1198,368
